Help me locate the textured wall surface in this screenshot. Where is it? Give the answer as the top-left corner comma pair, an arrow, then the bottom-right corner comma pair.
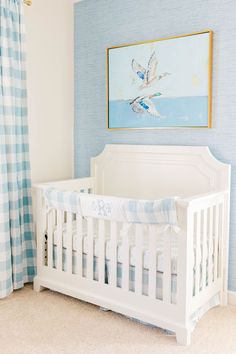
74,0 -> 236,290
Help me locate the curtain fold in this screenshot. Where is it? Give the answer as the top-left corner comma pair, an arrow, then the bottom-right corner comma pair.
0,0 -> 36,298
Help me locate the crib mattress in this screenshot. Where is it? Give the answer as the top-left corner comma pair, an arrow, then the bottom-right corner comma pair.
52,248 -> 212,307
52,222 -> 213,275
52,224 -> 178,274
52,248 -> 177,303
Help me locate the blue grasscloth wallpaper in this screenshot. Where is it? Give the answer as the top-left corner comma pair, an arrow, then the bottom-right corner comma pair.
74,0 -> 236,291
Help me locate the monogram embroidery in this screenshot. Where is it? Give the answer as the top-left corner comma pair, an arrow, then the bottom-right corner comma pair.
91,199 -> 112,217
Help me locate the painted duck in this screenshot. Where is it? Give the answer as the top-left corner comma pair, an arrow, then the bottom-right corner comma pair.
132,52 -> 170,89
130,92 -> 162,117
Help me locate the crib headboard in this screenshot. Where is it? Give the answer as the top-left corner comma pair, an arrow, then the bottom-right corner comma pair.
90,145 -> 230,199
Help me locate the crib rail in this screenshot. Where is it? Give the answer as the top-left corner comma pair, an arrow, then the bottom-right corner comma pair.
34,177 -> 94,194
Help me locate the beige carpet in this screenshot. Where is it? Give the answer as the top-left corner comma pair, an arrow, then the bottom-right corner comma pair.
0,285 -> 236,354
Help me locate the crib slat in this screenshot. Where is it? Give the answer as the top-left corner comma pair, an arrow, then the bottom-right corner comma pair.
36,190 -> 47,268
57,209 -> 64,271
76,214 -> 83,277
110,221 -> 118,287
148,225 -> 157,299
135,224 -> 143,295
202,209 -> 207,290
208,207 -> 213,286
195,212 -> 201,296
53,209 -> 57,225
218,204 -> 223,279
67,212 -> 73,274
122,224 -> 130,291
98,219 -> 105,284
177,207 -> 194,309
214,204 -> 219,281
163,229 -> 171,303
87,217 -> 94,280
47,210 -> 54,269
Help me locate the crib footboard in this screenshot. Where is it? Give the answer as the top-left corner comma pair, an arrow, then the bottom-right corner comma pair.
33,181 -> 229,346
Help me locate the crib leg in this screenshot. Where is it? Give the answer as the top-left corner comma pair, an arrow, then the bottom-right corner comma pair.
176,328 -> 191,346
33,277 -> 45,292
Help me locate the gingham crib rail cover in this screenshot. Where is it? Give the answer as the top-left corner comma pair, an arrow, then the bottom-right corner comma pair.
44,187 -> 179,227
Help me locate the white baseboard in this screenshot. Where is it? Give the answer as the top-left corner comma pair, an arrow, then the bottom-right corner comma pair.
228,291 -> 236,305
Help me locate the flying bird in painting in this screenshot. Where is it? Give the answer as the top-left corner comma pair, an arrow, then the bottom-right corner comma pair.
132,52 -> 170,89
130,92 -> 162,117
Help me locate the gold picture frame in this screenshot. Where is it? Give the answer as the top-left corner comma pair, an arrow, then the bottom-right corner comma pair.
106,30 -> 213,130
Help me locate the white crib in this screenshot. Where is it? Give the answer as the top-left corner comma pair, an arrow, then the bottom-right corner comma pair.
33,145 -> 230,345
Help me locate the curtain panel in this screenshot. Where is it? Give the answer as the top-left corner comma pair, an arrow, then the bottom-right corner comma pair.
0,0 -> 36,298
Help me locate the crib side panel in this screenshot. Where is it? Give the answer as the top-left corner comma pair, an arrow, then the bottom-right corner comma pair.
178,192 -> 226,319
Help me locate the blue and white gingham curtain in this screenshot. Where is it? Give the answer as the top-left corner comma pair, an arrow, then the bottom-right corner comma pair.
0,0 -> 36,298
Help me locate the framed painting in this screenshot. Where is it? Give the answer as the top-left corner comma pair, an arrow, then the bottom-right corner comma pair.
107,30 -> 213,130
